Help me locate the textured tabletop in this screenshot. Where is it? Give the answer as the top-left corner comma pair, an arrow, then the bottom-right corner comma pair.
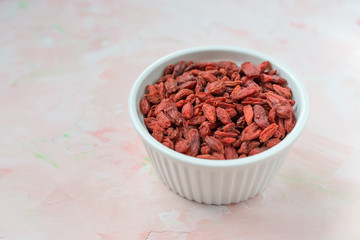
1,0 -> 360,239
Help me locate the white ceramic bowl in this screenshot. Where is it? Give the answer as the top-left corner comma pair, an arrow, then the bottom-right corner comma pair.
128,46 -> 309,205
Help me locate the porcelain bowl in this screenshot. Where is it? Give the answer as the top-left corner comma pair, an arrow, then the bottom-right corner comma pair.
128,46 -> 310,205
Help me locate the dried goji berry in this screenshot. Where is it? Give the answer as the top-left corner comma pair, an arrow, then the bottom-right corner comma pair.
249,147 -> 268,156
213,102 -> 236,109
216,107 -> 232,125
241,97 -> 267,105
152,129 -> 164,142
196,92 -> 213,101
219,137 -> 236,145
233,139 -> 242,148
200,145 -> 211,154
253,105 -> 270,129
182,102 -> 194,120
162,137 -> 174,150
164,64 -> 175,75
202,103 -> 217,123
241,122 -> 261,141
259,123 -> 278,142
277,118 -> 286,139
240,76 -> 248,84
145,92 -> 161,104
244,80 -> 262,92
154,99 -> 167,115
167,127 -> 179,140
265,138 -> 281,148
165,78 -> 178,94
188,129 -> 200,156
268,108 -> 276,123
158,82 -> 166,100
243,105 -> 254,125
208,122 -> 220,130
268,69 -> 277,75
179,80 -> 197,90
205,136 -> 224,153
173,61 -> 187,78
157,74 -> 172,84
234,104 -> 244,114
260,74 -> 287,84
187,116 -> 206,125
241,62 -> 260,78
175,139 -> 190,153
206,81 -> 226,95
260,82 -> 274,91
175,99 -> 185,109
176,73 -> 195,85
225,108 -> 237,118
212,152 -> 225,160
198,71 -> 218,82
140,97 -> 150,115
284,112 -> 296,133
156,111 -> 172,128
237,141 -> 248,154
184,94 -> 196,104
248,141 -> 261,152
273,84 -> 292,99
224,80 -> 242,87
222,123 -> 240,134
230,85 -> 258,100
174,89 -> 194,102
258,61 -> 270,73
164,100 -> 183,125
206,96 -> 226,104
214,131 -> 238,138
144,117 -> 162,132
225,146 -> 238,159
199,122 -> 212,139
236,115 -> 246,128
194,80 -> 204,93
196,154 -> 218,160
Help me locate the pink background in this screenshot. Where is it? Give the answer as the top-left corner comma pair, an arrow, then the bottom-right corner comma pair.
1,0 -> 360,239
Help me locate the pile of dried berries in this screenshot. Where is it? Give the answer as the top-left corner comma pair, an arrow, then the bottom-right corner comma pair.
140,60 -> 296,160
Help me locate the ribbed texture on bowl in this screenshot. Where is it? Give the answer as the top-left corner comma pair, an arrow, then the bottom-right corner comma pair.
143,141 -> 289,205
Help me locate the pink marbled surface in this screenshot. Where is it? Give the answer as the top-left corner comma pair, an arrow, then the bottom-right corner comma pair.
1,0 -> 360,239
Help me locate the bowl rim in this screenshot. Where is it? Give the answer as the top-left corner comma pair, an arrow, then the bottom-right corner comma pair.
128,45 -> 310,168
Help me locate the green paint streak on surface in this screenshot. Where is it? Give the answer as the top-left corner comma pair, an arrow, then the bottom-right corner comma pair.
74,150 -> 97,161
92,174 -> 105,181
34,153 -> 59,168
39,137 -> 48,143
63,134 -> 69,138
54,24 -> 66,33
142,157 -> 153,176
22,142 -> 59,168
19,2 -> 28,9
278,174 -> 348,200
142,157 -> 150,166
